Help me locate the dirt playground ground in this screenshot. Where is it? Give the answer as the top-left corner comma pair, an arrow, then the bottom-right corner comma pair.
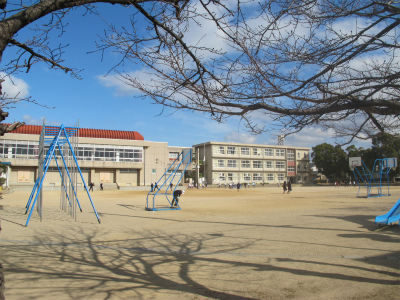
0,185 -> 399,300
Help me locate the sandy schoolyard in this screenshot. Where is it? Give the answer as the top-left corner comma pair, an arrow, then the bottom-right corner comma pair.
0,185 -> 399,300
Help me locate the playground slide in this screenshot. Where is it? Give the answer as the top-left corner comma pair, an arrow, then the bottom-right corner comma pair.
375,198 -> 400,225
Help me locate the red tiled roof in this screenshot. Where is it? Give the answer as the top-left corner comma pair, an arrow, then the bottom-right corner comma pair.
5,124 -> 144,141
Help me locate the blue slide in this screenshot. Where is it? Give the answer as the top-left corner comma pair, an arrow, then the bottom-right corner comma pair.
375,198 -> 400,225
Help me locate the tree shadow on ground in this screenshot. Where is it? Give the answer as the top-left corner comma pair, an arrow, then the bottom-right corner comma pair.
1,226 -> 399,300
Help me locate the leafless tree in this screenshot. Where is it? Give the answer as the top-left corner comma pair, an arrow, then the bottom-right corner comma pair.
0,0 -> 399,144
104,0 -> 400,144
0,0 -> 196,134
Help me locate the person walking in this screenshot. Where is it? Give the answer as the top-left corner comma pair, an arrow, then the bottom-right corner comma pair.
100,182 -> 103,191
89,182 -> 94,192
287,180 -> 292,194
172,190 -> 185,207
283,181 -> 287,194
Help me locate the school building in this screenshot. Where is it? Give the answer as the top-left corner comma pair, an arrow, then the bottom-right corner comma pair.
0,124 -> 191,190
0,125 -> 311,190
193,142 -> 311,185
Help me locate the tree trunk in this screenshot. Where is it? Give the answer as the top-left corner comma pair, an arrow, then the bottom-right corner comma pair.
0,262 -> 4,300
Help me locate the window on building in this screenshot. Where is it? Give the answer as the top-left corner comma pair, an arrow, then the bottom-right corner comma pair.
213,172 -> 225,181
253,160 -> 263,168
0,140 -> 6,157
227,172 -> 237,181
265,161 -> 273,168
276,161 -> 285,169
267,173 -> 274,181
213,159 -> 225,168
276,149 -> 285,157
169,152 -> 179,160
264,148 -> 274,156
241,160 -> 250,168
1,140 -> 144,163
0,140 -> 40,159
213,146 -> 225,154
287,149 -> 295,160
227,146 -> 237,155
227,160 -> 237,168
241,147 -> 250,155
288,166 -> 295,172
253,173 -> 262,181
120,169 -> 138,173
84,145 -> 142,162
16,144 -> 28,157
77,146 -> 93,161
297,152 -> 300,158
253,148 -> 261,156
242,173 -> 251,181
277,173 -> 285,181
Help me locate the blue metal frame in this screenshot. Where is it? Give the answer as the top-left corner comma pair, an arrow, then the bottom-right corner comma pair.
146,149 -> 192,211
352,160 -> 379,198
25,125 -> 101,226
352,158 -> 396,198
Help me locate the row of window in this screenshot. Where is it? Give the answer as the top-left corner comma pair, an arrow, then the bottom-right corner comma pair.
212,172 -> 286,182
213,159 -> 308,171
214,146 -> 287,157
0,140 -> 144,163
213,146 -> 309,160
213,159 -> 287,169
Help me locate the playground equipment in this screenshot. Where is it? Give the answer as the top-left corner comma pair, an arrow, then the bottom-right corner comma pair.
146,149 -> 192,211
25,123 -> 101,226
375,198 -> 400,226
349,157 -> 397,198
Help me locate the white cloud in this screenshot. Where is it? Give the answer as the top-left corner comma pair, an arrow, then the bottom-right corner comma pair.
1,73 -> 30,98
225,132 -> 257,144
285,128 -> 334,148
22,115 -> 61,126
284,127 -> 372,149
96,74 -> 139,97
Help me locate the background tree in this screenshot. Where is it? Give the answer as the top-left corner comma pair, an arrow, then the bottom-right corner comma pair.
370,133 -> 399,177
372,133 -> 400,157
312,143 -> 349,181
343,134 -> 400,179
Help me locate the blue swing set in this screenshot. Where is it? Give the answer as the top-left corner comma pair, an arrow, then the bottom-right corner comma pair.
25,124 -> 100,226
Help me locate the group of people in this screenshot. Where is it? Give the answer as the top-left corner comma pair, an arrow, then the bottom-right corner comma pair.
187,182 -> 208,189
88,182 -> 103,191
149,182 -> 186,208
335,181 -> 357,187
282,180 -> 292,194
150,182 -> 158,192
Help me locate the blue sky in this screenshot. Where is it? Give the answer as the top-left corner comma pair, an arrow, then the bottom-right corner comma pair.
1,3 -> 373,150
